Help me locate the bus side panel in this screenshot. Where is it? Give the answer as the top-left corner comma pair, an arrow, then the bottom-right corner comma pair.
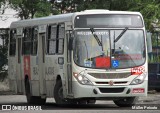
8,57 -> 17,93
16,38 -> 23,94
45,55 -> 65,97
30,56 -> 40,96
23,55 -> 40,96
20,56 -> 25,95
44,23 -> 67,97
45,55 -> 57,97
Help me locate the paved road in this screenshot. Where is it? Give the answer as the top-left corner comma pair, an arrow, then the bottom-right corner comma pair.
0,93 -> 159,113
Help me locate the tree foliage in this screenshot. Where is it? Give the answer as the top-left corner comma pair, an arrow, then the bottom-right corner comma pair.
9,0 -> 51,19
54,0 -> 160,31
129,0 -> 160,31
6,0 -> 160,30
0,29 -> 9,77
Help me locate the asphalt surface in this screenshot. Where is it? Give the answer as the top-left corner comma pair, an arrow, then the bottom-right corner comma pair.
0,92 -> 159,112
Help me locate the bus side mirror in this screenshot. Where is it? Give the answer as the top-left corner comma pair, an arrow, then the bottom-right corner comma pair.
146,32 -> 152,53
68,37 -> 73,50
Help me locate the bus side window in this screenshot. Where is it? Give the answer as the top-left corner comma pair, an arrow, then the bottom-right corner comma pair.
22,28 -> 32,55
57,24 -> 65,54
9,30 -> 16,56
32,27 -> 38,55
47,25 -> 57,54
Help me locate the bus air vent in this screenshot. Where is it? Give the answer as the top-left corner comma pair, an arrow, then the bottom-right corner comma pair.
99,88 -> 125,93
88,72 -> 131,79
95,81 -> 128,85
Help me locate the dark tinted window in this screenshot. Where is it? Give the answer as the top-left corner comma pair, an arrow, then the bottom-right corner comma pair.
47,25 -> 57,54
32,27 -> 38,55
22,28 -> 32,55
57,24 -> 65,54
9,30 -> 16,56
47,24 -> 64,55
22,27 -> 38,55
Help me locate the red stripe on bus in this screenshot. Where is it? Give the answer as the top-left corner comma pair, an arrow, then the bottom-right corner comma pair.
24,56 -> 31,79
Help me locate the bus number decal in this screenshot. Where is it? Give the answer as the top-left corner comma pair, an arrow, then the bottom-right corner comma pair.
24,56 -> 31,79
33,67 -> 38,75
131,66 -> 145,75
132,88 -> 145,93
45,67 -> 54,75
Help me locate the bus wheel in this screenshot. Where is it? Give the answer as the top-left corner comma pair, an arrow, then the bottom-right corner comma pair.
54,80 -> 68,105
113,97 -> 138,107
25,79 -> 46,105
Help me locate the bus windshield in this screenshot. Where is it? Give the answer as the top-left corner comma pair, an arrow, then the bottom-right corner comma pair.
73,29 -> 145,69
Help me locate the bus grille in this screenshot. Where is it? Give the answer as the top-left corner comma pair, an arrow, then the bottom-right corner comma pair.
95,81 -> 128,85
99,88 -> 125,93
88,72 -> 131,79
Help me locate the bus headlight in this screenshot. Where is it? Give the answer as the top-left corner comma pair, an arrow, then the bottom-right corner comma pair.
73,73 -> 93,85
130,73 -> 146,85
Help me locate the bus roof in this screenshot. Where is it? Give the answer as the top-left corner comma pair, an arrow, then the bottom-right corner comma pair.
10,13 -> 73,28
10,10 -> 142,29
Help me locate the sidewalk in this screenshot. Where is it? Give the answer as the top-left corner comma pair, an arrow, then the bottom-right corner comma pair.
0,79 -> 9,92
138,92 -> 160,104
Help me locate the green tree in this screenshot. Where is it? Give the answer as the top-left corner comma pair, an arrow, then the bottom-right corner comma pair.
130,0 -> 160,31
50,0 -> 79,14
0,29 -> 9,79
7,0 -> 160,30
75,0 -> 160,31
9,0 -> 52,19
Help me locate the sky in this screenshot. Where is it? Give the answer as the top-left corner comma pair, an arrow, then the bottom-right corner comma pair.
0,8 -> 18,45
0,8 -> 19,28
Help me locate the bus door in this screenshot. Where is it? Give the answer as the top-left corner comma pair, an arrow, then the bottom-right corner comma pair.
38,25 -> 47,96
16,28 -> 23,94
65,22 -> 73,97
45,24 -> 65,97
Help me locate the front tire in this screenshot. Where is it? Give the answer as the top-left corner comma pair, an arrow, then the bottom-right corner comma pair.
113,97 -> 138,107
25,79 -> 46,105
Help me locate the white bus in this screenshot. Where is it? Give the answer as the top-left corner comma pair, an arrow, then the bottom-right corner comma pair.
8,10 -> 148,107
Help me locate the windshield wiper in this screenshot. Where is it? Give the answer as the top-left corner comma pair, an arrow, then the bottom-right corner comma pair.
84,41 -> 89,59
114,27 -> 128,43
90,28 -> 105,55
90,28 -> 102,46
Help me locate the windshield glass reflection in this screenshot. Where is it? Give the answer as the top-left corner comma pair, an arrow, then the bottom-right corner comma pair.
73,29 -> 145,69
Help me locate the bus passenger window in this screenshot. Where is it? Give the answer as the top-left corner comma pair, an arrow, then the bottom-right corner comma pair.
22,28 -> 32,55
47,24 -> 64,55
57,24 -> 64,54
9,30 -> 16,56
47,25 -> 57,54
32,27 -> 38,55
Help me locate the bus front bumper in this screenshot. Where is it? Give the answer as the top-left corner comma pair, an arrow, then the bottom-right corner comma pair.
71,80 -> 147,99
